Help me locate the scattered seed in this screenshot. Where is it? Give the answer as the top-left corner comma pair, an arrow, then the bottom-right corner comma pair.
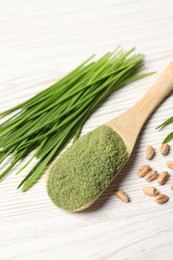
143,186 -> 159,196
138,164 -> 151,177
145,170 -> 158,182
166,161 -> 173,170
145,146 -> 155,160
159,143 -> 170,155
115,189 -> 130,203
157,171 -> 169,185
155,194 -> 169,204
171,183 -> 173,190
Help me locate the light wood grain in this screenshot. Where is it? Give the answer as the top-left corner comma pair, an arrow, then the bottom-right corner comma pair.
0,0 -> 173,259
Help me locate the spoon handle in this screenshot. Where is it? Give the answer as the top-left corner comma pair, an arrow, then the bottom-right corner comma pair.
108,61 -> 173,152
129,61 -> 173,124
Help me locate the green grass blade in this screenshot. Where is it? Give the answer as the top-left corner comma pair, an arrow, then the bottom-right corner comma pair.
162,131 -> 173,143
157,116 -> 173,129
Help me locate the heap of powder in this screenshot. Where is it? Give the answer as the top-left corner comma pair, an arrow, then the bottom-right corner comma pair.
47,125 -> 129,211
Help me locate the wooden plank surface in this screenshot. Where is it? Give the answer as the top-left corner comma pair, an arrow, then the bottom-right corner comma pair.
0,0 -> 173,259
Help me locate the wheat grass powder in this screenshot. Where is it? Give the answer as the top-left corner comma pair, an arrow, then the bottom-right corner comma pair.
47,125 -> 128,211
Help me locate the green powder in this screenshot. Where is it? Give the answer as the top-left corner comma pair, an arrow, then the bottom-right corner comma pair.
47,125 -> 129,211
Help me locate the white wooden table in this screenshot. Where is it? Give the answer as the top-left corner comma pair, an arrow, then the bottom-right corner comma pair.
0,0 -> 173,259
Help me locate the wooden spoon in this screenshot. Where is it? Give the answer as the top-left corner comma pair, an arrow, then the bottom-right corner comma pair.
48,62 -> 173,212
73,61 -> 173,212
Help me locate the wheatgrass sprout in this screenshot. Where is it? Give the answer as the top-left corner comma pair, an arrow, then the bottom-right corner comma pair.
0,47 -> 153,191
157,115 -> 173,143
